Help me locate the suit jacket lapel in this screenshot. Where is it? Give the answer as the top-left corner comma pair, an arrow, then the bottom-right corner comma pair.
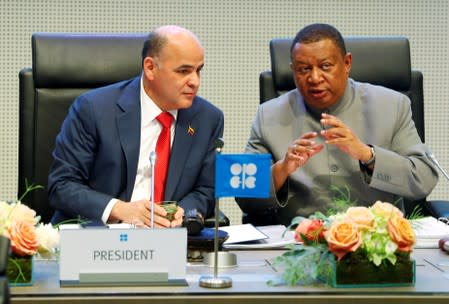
164,104 -> 197,200
116,77 -> 141,200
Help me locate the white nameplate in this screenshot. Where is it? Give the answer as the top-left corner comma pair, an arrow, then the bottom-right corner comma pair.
59,225 -> 187,286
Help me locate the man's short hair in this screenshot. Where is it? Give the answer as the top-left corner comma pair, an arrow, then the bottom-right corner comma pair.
141,31 -> 168,66
290,23 -> 347,58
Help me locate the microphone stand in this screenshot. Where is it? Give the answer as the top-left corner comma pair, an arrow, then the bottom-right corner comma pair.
149,151 -> 157,229
426,151 -> 449,219
199,138 -> 234,288
427,152 -> 449,181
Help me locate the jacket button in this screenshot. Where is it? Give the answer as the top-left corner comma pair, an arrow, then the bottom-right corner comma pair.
330,164 -> 338,172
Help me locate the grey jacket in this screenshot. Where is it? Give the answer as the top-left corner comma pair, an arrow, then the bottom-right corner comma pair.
236,79 -> 438,226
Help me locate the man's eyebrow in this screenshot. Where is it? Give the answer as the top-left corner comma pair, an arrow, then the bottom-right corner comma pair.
176,64 -> 194,69
292,60 -> 309,65
175,63 -> 204,70
292,57 -> 333,65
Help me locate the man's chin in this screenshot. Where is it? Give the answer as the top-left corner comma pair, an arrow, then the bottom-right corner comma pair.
177,97 -> 195,109
304,96 -> 336,110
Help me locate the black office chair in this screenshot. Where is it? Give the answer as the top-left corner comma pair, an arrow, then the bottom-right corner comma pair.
0,236 -> 10,304
18,33 -> 229,227
259,36 -> 449,218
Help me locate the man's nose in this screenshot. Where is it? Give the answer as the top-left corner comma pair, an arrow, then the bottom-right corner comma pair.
188,72 -> 200,87
308,67 -> 322,83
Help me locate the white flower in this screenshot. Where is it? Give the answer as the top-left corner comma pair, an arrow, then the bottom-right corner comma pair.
0,201 -> 13,229
35,223 -> 60,258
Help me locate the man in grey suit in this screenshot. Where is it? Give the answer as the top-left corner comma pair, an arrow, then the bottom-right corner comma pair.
237,23 -> 438,226
48,25 -> 223,228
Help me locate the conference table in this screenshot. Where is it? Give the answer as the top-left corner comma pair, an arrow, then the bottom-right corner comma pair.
10,248 -> 449,304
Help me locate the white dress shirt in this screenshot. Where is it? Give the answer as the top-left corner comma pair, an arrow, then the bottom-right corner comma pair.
101,77 -> 177,223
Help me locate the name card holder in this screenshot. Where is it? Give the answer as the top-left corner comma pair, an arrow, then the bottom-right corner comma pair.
59,226 -> 188,286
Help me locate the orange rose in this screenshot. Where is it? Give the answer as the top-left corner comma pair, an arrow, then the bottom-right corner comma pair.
371,201 -> 403,219
325,218 -> 361,260
295,218 -> 325,242
387,215 -> 415,252
6,221 -> 39,256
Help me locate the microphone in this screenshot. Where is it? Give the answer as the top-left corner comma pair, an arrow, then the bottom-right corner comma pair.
214,138 -> 224,152
426,152 -> 449,244
426,151 -> 449,180
149,151 -> 157,228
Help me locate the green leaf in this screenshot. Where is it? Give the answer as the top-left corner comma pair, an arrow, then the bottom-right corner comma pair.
282,216 -> 306,237
327,185 -> 357,216
407,205 -> 425,220
267,277 -> 286,286
309,212 -> 328,221
270,244 -> 332,286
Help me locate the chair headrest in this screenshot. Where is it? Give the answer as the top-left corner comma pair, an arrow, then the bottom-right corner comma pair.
32,33 -> 147,88
270,36 -> 411,92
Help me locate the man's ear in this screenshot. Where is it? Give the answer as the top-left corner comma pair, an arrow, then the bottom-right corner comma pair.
344,52 -> 352,75
143,57 -> 157,80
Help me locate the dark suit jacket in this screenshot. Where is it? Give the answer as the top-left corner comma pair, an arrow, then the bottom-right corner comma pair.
48,76 -> 224,224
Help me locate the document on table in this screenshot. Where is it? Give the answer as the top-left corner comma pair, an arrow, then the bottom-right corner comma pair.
221,224 -> 297,249
412,216 -> 449,248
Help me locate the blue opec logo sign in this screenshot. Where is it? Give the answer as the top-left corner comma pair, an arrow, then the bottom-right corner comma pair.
215,154 -> 271,198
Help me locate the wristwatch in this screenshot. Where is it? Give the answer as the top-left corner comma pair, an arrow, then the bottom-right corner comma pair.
361,145 -> 376,166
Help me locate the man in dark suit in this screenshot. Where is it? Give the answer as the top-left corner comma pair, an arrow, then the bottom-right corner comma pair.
48,25 -> 224,228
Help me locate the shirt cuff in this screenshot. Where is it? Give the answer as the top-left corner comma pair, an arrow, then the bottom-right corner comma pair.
102,198 -> 118,224
359,162 -> 373,184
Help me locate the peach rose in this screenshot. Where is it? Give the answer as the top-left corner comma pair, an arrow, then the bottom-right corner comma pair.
345,206 -> 375,231
9,202 -> 37,226
295,218 -> 325,242
387,215 -> 416,252
371,201 -> 403,219
6,221 -> 39,256
325,218 -> 361,260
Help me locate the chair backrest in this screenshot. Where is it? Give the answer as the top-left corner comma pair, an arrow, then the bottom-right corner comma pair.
259,36 -> 427,216
259,36 -> 425,142
0,236 -> 10,304
19,33 -> 147,223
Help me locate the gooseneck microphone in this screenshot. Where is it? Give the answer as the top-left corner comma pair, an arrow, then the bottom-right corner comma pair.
426,151 -> 449,254
426,151 -> 449,181
149,151 -> 157,228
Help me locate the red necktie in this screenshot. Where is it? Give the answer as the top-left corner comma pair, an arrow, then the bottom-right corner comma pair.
154,112 -> 173,203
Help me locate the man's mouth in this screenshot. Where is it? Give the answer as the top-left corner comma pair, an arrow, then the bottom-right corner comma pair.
309,89 -> 326,99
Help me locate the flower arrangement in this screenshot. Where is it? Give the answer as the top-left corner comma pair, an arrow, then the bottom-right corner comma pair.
0,181 -> 60,284
269,200 -> 416,287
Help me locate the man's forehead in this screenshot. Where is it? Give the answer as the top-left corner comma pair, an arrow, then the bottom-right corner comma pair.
159,41 -> 203,63
292,41 -> 340,61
